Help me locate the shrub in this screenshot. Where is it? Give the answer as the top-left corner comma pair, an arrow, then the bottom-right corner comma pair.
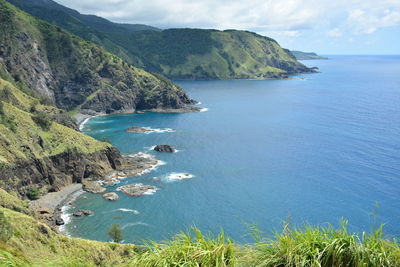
108,224 -> 123,243
0,211 -> 13,243
32,112 -> 52,131
26,187 -> 41,200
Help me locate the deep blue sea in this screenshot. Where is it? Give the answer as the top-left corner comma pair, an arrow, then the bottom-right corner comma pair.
67,56 -> 400,244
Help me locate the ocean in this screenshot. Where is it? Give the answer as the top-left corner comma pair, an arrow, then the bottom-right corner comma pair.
65,55 -> 400,244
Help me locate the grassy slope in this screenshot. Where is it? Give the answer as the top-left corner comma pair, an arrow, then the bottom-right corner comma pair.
0,78 -> 109,166
0,188 -> 399,266
8,0 -> 310,80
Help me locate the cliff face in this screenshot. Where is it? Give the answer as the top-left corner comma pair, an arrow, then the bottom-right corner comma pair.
0,77 -> 124,196
9,0 -> 315,80
0,147 -> 123,196
0,0 -> 192,114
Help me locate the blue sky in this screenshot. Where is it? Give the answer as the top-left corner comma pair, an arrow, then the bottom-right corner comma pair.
57,0 -> 400,55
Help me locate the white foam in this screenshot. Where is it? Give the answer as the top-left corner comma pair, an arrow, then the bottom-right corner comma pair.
164,172 -> 194,182
199,108 -> 208,112
141,127 -> 176,134
58,189 -> 85,235
117,208 -> 140,215
196,101 -> 202,105
143,188 -> 158,195
137,160 -> 166,176
79,117 -> 92,131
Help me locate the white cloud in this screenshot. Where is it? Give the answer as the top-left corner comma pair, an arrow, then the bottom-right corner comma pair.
56,0 -> 400,38
327,28 -> 343,37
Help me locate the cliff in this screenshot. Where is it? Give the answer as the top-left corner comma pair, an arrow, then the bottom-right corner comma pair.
0,77 -> 127,198
0,0 -> 193,115
9,0 -> 315,80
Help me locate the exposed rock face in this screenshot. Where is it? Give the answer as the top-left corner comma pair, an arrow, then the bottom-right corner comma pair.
103,192 -> 119,201
82,181 -> 106,194
154,145 -> 175,153
126,126 -> 154,133
117,184 -> 158,197
0,147 -> 123,197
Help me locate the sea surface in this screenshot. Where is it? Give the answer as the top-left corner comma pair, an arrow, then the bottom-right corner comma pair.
66,55 -> 400,243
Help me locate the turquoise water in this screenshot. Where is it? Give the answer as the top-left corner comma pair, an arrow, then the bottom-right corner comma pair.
67,56 -> 400,243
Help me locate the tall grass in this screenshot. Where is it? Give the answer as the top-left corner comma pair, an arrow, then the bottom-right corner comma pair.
238,220 -> 400,267
128,228 -> 235,266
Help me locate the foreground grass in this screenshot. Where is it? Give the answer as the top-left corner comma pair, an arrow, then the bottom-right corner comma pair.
1,190 -> 399,266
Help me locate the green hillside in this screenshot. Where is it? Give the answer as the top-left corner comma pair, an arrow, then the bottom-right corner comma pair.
9,0 -> 314,80
0,0 -> 192,114
1,187 -> 400,266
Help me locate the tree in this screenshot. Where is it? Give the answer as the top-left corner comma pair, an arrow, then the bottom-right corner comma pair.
108,224 -> 123,243
0,211 -> 13,243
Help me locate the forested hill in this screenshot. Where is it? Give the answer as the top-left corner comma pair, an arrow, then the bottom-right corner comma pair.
9,0 -> 315,79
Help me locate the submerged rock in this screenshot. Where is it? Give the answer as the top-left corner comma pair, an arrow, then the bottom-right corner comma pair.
154,145 -> 175,153
103,192 -> 119,201
126,126 -> 154,133
117,184 -> 158,197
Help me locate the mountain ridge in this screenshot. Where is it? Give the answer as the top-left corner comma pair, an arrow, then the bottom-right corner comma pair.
9,0 -> 316,80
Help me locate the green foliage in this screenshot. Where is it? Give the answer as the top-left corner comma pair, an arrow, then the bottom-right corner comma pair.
8,0 -> 311,80
32,112 -> 52,131
108,224 -> 123,243
238,220 -> 400,267
129,228 -> 235,266
0,211 -> 13,243
26,187 -> 40,200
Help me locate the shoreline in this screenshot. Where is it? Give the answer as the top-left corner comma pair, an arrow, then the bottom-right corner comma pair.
29,184 -> 83,212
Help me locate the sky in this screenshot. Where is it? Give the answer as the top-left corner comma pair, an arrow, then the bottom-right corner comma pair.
56,0 -> 400,55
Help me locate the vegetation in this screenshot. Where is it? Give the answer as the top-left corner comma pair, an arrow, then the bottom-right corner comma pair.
0,0 -> 191,115
9,0 -> 312,80
108,224 -> 123,243
0,78 -> 110,166
0,187 -> 399,266
0,211 -> 13,243
0,190 -> 399,266
32,112 -> 52,131
25,187 -> 41,200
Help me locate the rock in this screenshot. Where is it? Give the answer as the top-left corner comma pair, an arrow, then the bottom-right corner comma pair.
103,192 -> 119,201
73,210 -> 92,217
55,218 -> 65,225
82,181 -> 106,194
82,210 -> 92,216
73,211 -> 84,217
126,126 -> 154,133
38,208 -> 52,214
117,184 -> 158,197
154,145 -> 175,153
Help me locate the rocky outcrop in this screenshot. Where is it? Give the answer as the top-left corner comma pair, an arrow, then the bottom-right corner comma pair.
0,147 -> 123,197
126,126 -> 154,133
103,192 -> 119,201
82,181 -> 106,194
154,145 -> 175,153
117,184 -> 158,197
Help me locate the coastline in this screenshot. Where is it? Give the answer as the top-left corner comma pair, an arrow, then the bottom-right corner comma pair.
73,113 -> 97,131
29,184 -> 83,212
